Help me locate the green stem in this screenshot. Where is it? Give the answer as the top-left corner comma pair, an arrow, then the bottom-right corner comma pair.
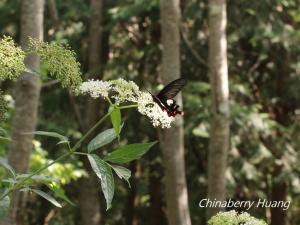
106,97 -> 113,106
0,110 -> 112,201
117,104 -> 138,109
73,152 -> 89,156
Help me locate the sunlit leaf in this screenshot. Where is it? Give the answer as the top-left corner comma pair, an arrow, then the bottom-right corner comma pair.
87,154 -> 114,210
104,141 -> 157,164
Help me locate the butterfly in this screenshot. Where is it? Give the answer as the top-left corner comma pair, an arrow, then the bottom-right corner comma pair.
150,78 -> 187,117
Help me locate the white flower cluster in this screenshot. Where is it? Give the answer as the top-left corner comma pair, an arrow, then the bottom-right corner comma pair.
79,78 -> 175,128
79,80 -> 111,98
208,210 -> 268,225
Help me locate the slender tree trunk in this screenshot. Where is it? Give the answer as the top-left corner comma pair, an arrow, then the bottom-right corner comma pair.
269,50 -> 289,225
270,165 -> 287,225
126,162 -> 141,225
78,164 -> 102,225
159,1 -> 192,225
206,0 -> 230,219
6,1 -> 44,225
47,0 -> 59,36
78,0 -> 103,224
149,160 -> 166,225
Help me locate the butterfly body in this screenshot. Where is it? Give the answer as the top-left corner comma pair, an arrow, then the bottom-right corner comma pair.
150,78 -> 186,117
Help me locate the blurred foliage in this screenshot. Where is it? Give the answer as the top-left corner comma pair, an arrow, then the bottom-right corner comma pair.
0,91 -> 7,123
30,140 -> 85,185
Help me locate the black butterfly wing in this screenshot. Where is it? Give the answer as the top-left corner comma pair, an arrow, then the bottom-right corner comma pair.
157,78 -> 187,100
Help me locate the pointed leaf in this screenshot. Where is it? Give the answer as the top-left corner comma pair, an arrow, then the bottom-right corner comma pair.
88,128 -> 117,153
87,154 -> 114,210
110,164 -> 131,187
0,127 -> 7,136
2,178 -> 17,184
16,174 -> 56,183
0,158 -> 15,177
108,105 -> 114,113
0,136 -> 10,141
25,131 -> 68,144
29,188 -> 62,208
104,141 -> 157,164
0,195 -> 10,220
56,140 -> 70,145
110,108 -> 121,139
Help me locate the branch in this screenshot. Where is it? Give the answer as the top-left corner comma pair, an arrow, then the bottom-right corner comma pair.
42,79 -> 60,88
180,26 -> 208,68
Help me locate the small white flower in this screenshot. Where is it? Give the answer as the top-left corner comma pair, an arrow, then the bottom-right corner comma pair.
80,80 -> 111,98
137,92 -> 175,128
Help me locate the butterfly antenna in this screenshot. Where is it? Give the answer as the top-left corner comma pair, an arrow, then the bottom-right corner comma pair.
146,89 -> 154,96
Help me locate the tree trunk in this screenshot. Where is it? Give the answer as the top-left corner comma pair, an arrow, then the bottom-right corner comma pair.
78,159 -> 102,225
149,160 -> 166,225
5,1 -> 44,225
269,49 -> 289,225
47,0 -> 59,36
126,162 -> 141,225
270,163 -> 287,225
206,0 -> 230,219
159,1 -> 192,225
78,0 -> 103,225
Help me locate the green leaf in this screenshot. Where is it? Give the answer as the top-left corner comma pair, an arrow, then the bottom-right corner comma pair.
108,105 -> 114,113
2,178 -> 17,184
110,108 -> 121,140
0,137 -> 10,141
0,195 -> 10,220
46,183 -> 75,206
0,127 -> 7,136
25,131 -> 68,144
16,174 -> 56,183
104,141 -> 157,164
87,154 -> 114,210
88,128 -> 117,153
0,158 -> 15,177
110,164 -> 131,187
24,188 -> 62,208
